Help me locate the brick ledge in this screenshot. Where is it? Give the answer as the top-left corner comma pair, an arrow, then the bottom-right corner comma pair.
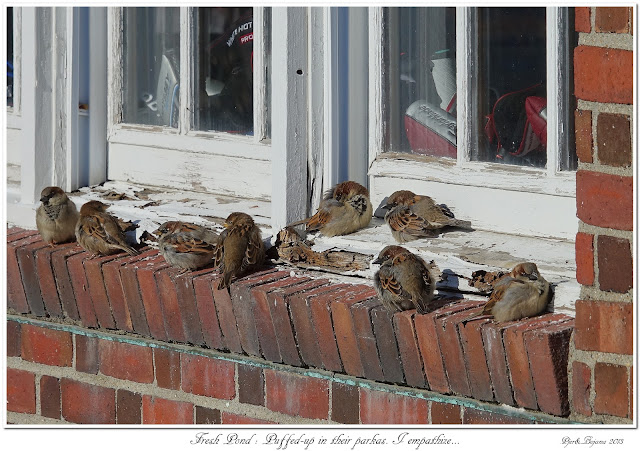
7,227 -> 575,419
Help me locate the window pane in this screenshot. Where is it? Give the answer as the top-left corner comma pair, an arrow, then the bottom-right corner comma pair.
384,7 -> 457,157
474,7 -> 547,168
7,7 -> 13,108
194,7 -> 254,135
123,7 -> 180,128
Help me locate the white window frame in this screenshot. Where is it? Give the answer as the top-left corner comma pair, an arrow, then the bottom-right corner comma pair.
7,7 -> 22,168
367,7 -> 578,241
106,7 -> 273,201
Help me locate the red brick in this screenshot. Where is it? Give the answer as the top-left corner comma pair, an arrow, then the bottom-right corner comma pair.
117,389 -> 142,424
360,388 -> 428,424
597,113 -> 632,168
51,244 -> 85,320
289,284 -> 346,369
67,252 -> 99,328
574,46 -> 632,104
597,235 -> 633,293
17,241 -> 50,317
154,267 -> 186,342
7,368 -> 36,414
102,257 -> 134,332
230,269 -> 290,357
7,234 -> 45,314
40,375 -> 61,419
181,353 -> 235,399
481,321 -> 515,406
503,314 -> 570,410
252,276 -> 309,363
154,347 -> 181,390
7,320 -> 21,357
572,361 -> 592,417
222,412 -> 276,424
99,340 -> 154,383
34,244 -> 68,318
575,300 -> 633,355
83,253 -> 123,331
61,378 -> 115,424
21,323 -> 73,367
415,301 -> 473,394
142,395 -> 193,424
436,301 -> 485,396
116,249 -> 157,337
371,305 -> 405,384
265,369 -> 329,419
238,364 -> 265,406
394,310 -> 427,389
458,314 -> 494,402
192,271 -> 226,350
212,275 -> 243,354
134,255 -> 170,341
352,297 -> 385,381
310,286 -> 360,372
268,278 -> 330,366
7,228 -> 39,240
174,270 -> 207,346
462,407 -> 534,424
75,334 -> 99,374
431,402 -> 462,424
195,406 -> 221,424
524,320 -> 574,416
575,232 -> 594,286
596,7 -> 630,33
574,110 -> 593,163
594,362 -> 629,418
331,286 -> 378,377
331,382 -> 359,424
575,7 -> 591,33
576,171 -> 633,231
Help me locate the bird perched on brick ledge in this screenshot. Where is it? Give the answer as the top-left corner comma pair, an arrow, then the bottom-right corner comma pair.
373,245 -> 436,314
155,221 -> 218,272
383,190 -> 472,242
464,262 -> 552,323
76,200 -> 140,257
288,181 -> 373,237
213,212 -> 266,289
36,186 -> 79,245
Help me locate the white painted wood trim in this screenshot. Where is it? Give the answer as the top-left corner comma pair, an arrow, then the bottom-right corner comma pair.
20,7 -> 53,204
308,7 -> 327,215
546,7 -> 560,176
10,7 -> 22,115
456,7 -> 477,166
324,6 -> 340,190
62,7 -> 80,191
367,7 -> 384,169
179,7 -> 191,135
106,7 -> 123,139
271,7 -> 309,231
253,7 -> 268,142
88,7 -> 108,186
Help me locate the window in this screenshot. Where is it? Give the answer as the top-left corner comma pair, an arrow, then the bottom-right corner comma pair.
370,7 -> 577,240
107,7 -> 272,200
7,6 -> 13,108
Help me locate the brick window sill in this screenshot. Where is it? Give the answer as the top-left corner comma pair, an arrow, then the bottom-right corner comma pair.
7,226 -> 575,419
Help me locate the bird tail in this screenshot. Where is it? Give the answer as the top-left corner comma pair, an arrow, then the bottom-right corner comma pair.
461,310 -> 491,325
120,244 -> 140,256
287,218 -> 309,228
453,219 -> 473,230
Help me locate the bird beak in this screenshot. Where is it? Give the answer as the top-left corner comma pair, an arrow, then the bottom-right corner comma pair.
153,228 -> 162,236
40,195 -> 49,203
381,204 -> 391,210
223,222 -> 229,228
528,272 -> 539,281
372,257 -> 383,265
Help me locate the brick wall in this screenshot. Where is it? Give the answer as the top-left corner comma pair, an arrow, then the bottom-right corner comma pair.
6,228 -> 575,425
571,6 -> 634,423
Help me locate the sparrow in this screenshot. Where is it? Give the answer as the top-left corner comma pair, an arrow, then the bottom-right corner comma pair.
373,245 -> 436,314
75,200 -> 140,257
464,262 -> 552,323
288,181 -> 373,237
36,186 -> 79,245
383,190 -> 472,242
213,212 -> 266,289
154,221 -> 218,272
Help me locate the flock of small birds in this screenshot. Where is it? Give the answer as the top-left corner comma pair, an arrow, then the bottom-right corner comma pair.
35,181 -> 552,324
